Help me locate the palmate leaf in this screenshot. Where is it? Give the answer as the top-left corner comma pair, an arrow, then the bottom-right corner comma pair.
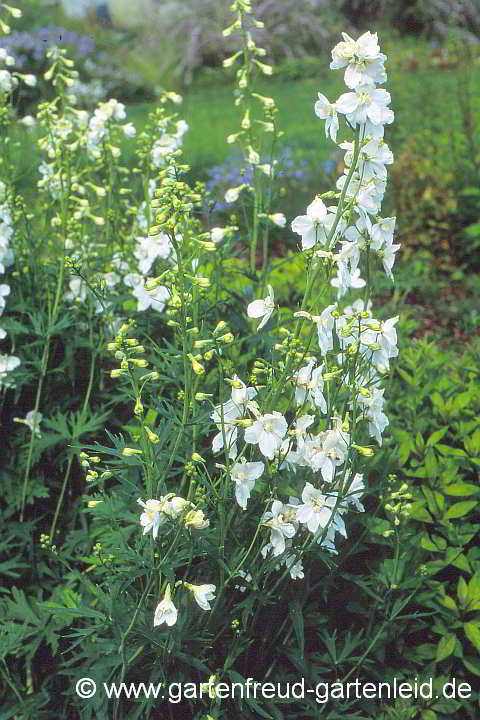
31,408 -> 112,457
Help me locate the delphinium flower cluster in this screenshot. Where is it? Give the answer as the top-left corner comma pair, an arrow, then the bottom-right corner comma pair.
105,26 -> 399,632
220,30 -> 399,572
0,180 -> 20,388
0,7 -> 38,389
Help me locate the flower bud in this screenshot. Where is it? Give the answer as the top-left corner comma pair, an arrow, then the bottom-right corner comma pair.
213,321 -> 227,336
187,354 -> 205,376
122,447 -> 143,456
353,444 -> 375,457
145,427 -> 160,444
110,369 -> 128,378
130,358 -> 149,367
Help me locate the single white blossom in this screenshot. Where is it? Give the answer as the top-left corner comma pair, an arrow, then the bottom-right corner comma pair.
247,284 -> 275,330
244,411 -> 288,460
153,585 -> 177,627
184,583 -> 216,611
230,459 -> 264,509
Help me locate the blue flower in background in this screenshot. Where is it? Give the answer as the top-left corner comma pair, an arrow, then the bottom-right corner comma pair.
1,25 -> 95,68
206,147 -> 310,213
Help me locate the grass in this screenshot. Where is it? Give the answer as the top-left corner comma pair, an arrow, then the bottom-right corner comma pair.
125,36 -> 480,175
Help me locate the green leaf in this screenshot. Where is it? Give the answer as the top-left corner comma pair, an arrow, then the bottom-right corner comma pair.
445,501 -> 478,519
438,595 -> 457,612
415,643 -> 437,659
444,483 -> 480,496
431,392 -> 445,412
446,549 -> 471,573
464,621 -> 480,652
457,577 -> 468,606
409,500 -> 433,522
463,656 -> 480,676
427,427 -> 448,447
449,392 -> 472,414
40,604 -> 106,620
416,431 -> 425,453
436,444 -> 467,457
420,534 -> 447,552
436,633 -> 456,661
288,601 -> 304,660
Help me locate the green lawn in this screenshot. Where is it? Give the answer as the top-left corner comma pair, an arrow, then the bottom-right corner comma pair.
126,37 -> 479,178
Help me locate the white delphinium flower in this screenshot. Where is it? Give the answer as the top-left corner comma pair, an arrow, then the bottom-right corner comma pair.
212,424 -> 238,458
335,239 -> 361,274
291,196 -> 329,250
124,273 -> 170,312
343,213 -> 372,254
210,375 -> 257,458
269,213 -> 286,228
336,84 -> 392,128
314,93 -> 339,143
0,283 -> 10,315
225,184 -> 247,203
64,277 -> 87,303
370,217 -> 400,280
380,237 -> 401,280
244,411 -> 288,460
162,495 -> 192,518
107,98 -> 126,121
330,31 -> 387,89
0,70 -> 17,93
137,498 -> 166,540
13,410 -> 43,438
0,241 -> 13,274
344,472 -> 365,512
294,361 -> 327,413
184,583 -> 216,611
331,264 -> 366,299
357,387 -> 389,444
153,585 -> 177,627
122,122 -> 136,138
247,284 -> 275,330
184,508 -> 210,530
361,316 -> 399,371
262,500 -> 297,556
336,172 -> 386,216
296,483 -> 337,534
19,115 -> 36,128
134,234 -> 172,274
371,216 -> 396,249
210,227 -> 228,243
152,135 -> 178,165
211,377 -> 256,458
283,547 -> 304,580
101,271 -> 120,288
212,376 -> 257,425
341,138 -> 393,181
21,74 -> 37,87
298,424 -> 350,484
230,459 -> 264,509
312,303 -> 337,355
